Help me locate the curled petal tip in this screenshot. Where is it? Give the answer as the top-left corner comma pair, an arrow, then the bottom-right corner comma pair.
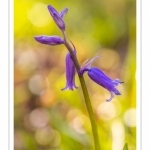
115,92 -> 121,95
74,85 -> 78,89
113,88 -> 121,95
106,99 -> 112,102
106,92 -> 114,102
61,88 -> 66,91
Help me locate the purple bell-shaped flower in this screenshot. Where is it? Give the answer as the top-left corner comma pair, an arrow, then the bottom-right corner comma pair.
62,50 -> 78,91
79,56 -> 123,102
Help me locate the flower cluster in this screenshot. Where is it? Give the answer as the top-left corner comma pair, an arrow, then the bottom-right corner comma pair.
34,5 -> 77,91
34,5 -> 68,45
34,5 -> 123,102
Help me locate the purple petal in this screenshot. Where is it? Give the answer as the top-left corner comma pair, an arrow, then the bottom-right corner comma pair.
61,83 -> 70,91
59,8 -> 68,18
88,67 -> 122,101
88,68 -> 112,87
106,92 -> 114,102
79,56 -> 101,75
113,88 -> 121,95
112,79 -> 120,86
34,36 -> 64,45
53,13 -> 65,31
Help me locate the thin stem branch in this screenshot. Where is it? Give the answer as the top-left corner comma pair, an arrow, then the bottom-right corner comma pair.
62,32 -> 101,150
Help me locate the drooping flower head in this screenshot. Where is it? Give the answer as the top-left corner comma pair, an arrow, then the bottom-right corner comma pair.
34,36 -> 64,46
62,50 -> 78,91
79,56 -> 124,102
47,5 -> 68,31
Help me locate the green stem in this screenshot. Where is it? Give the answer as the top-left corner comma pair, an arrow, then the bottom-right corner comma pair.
62,32 -> 101,150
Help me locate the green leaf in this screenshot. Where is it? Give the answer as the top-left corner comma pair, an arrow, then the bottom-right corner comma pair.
123,142 -> 129,150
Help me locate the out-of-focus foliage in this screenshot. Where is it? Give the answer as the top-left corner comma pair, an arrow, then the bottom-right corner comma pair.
123,142 -> 129,150
14,0 -> 136,149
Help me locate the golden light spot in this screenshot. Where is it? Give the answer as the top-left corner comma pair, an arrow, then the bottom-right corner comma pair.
28,74 -> 46,95
69,116 -> 86,134
67,109 -> 82,121
97,102 -> 116,121
27,3 -> 52,27
28,108 -> 49,129
98,48 -> 120,70
111,120 -> 125,150
35,126 -> 54,145
123,108 -> 136,127
40,89 -> 56,107
51,130 -> 61,147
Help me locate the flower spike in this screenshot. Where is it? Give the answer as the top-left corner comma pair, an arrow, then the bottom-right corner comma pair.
34,36 -> 64,46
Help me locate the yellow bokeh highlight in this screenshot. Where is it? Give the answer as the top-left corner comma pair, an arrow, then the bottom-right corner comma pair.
27,3 -> 52,27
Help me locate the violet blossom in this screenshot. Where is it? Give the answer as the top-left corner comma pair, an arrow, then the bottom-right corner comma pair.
62,50 -> 78,91
79,56 -> 123,102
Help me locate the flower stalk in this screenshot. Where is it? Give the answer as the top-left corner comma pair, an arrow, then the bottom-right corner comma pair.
62,32 -> 101,150
34,5 -> 123,150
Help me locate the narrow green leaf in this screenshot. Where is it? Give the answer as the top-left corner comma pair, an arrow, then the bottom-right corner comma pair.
123,142 -> 129,150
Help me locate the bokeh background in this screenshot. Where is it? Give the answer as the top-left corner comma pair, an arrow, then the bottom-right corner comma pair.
14,0 -> 136,150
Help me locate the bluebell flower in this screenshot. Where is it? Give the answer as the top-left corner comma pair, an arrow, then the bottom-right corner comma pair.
62,50 -> 78,91
34,36 -> 64,46
79,56 -> 123,102
47,5 -> 68,31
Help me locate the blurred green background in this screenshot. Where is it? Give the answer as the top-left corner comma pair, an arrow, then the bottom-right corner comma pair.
14,0 -> 136,150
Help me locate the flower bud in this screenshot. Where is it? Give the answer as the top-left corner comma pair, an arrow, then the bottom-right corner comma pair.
47,5 -> 65,31
34,36 -> 64,46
